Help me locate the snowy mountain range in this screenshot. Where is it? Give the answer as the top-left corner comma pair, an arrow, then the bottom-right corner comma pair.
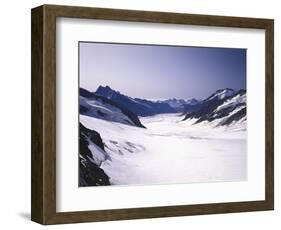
80,88 -> 145,128
80,86 -> 246,127
156,98 -> 199,112
183,88 -> 246,126
95,85 -> 176,116
79,86 -> 246,186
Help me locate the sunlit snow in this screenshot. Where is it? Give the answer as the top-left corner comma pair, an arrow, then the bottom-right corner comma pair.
80,113 -> 247,186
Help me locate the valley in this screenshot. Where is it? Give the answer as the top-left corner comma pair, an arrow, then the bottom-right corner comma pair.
79,85 -> 247,186
80,113 -> 247,186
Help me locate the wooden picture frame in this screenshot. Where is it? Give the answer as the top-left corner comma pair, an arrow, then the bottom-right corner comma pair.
31,4 -> 274,225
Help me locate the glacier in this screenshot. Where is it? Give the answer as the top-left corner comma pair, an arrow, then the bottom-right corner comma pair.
80,113 -> 247,186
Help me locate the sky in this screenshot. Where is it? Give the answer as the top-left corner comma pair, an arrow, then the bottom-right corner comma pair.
79,42 -> 246,100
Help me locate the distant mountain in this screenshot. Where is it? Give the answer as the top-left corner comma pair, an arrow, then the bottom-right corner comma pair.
79,86 -> 246,186
80,88 -> 145,128
81,86 -> 246,127
206,88 -> 237,101
95,85 -> 176,116
185,98 -> 199,105
157,98 -> 199,112
183,88 -> 246,126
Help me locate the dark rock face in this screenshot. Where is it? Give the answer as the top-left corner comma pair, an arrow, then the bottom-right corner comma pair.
95,85 -> 176,116
80,87 -> 95,98
79,123 -> 110,186
183,89 -> 246,125
79,158 -> 110,186
220,107 -> 246,126
80,123 -> 105,150
183,98 -> 225,122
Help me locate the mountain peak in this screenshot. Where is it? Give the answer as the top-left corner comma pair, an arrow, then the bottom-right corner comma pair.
207,88 -> 236,101
95,85 -> 120,99
96,85 -> 112,92
214,88 -> 235,94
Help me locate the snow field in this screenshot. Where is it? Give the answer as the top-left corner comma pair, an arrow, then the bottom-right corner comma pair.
80,113 -> 247,186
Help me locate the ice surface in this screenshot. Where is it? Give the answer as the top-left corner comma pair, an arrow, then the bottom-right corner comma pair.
80,113 -> 247,186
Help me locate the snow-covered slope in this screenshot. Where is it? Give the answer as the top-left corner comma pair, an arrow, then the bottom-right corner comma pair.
80,88 -> 145,128
80,96 -> 135,126
215,93 -> 246,112
206,88 -> 237,101
80,113 -> 246,186
183,89 -> 246,126
214,90 -> 246,126
79,87 -> 247,186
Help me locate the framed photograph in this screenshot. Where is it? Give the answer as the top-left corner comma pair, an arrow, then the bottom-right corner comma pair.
31,4 -> 274,225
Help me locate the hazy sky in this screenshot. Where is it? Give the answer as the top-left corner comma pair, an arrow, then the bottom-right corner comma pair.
79,42 -> 246,100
